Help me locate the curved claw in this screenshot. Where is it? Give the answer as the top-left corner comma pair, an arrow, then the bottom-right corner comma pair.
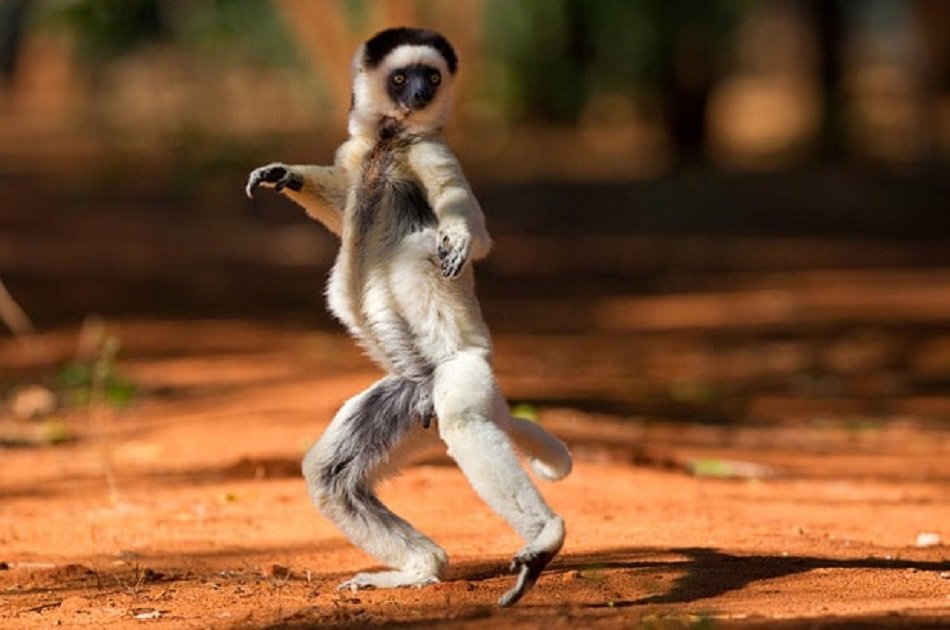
245,164 -> 302,199
437,233 -> 470,278
246,165 -> 284,199
245,171 -> 264,199
497,549 -> 555,607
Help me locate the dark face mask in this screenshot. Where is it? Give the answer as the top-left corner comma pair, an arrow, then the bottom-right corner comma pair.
388,64 -> 442,111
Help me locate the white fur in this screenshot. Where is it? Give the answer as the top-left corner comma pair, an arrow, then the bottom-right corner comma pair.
408,139 -> 492,260
379,44 -> 451,75
303,392 -> 447,586
247,32 -> 570,603
433,352 -> 558,542
349,44 -> 455,138
507,415 -> 573,481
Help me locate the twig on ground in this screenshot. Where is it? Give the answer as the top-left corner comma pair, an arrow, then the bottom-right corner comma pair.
0,278 -> 35,337
21,601 -> 62,614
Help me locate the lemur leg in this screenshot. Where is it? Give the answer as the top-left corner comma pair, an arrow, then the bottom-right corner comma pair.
433,350 -> 565,607
302,377 -> 446,590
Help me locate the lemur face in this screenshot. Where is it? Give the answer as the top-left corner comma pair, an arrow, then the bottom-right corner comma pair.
350,27 -> 458,135
387,64 -> 442,112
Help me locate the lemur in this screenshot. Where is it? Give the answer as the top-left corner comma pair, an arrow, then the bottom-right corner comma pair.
246,27 -> 571,607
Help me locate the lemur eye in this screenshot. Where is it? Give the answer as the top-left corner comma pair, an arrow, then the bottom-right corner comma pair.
392,73 -> 406,86
430,73 -> 441,85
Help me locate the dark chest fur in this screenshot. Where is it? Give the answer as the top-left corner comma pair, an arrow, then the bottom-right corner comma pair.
353,118 -> 437,248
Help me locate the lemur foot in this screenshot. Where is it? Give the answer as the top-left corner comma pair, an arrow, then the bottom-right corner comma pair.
498,516 -> 564,607
245,163 -> 304,198
498,549 -> 555,607
338,570 -> 440,591
437,227 -> 470,278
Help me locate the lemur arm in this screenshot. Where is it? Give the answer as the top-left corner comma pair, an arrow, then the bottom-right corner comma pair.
246,163 -> 347,237
409,139 -> 492,277
281,165 -> 347,236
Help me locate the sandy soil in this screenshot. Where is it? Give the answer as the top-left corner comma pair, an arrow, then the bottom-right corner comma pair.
1,167 -> 949,627
1,316 -> 948,629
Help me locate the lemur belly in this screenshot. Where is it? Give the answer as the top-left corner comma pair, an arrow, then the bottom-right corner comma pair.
327,176 -> 490,378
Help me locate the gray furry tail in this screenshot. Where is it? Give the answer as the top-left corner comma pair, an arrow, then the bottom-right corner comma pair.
313,375 -> 433,496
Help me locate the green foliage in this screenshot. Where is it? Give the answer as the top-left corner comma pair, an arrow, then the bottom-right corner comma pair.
687,457 -> 774,480
38,418 -> 72,444
483,0 -> 748,122
42,0 -> 298,67
668,379 -> 722,405
42,0 -> 755,125
687,458 -> 738,479
171,0 -> 299,67
47,0 -> 165,61
483,0 -> 583,121
56,335 -> 138,409
0,417 -> 72,448
510,402 -> 539,422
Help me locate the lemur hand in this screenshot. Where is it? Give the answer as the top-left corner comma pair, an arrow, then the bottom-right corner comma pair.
437,226 -> 470,278
245,163 -> 304,198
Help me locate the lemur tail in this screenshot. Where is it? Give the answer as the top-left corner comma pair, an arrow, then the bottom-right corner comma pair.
506,416 -> 573,482
382,376 -> 572,482
372,377 -> 573,481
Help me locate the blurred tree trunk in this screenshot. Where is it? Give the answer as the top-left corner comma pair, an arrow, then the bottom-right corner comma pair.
654,3 -> 726,168
0,0 -> 30,88
915,0 -> 949,89
807,0 -> 846,160
913,0 -> 950,163
662,22 -> 715,166
0,279 -> 34,337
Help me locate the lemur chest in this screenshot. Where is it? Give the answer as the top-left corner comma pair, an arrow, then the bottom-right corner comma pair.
328,131 -> 438,330
349,135 -> 437,252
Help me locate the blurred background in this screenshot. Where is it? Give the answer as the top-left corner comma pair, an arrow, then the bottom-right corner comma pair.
2,5 -> 948,622
1,0 -> 949,433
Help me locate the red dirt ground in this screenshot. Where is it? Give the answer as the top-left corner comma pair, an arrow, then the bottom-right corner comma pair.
1,168 -> 949,627
1,313 -> 948,629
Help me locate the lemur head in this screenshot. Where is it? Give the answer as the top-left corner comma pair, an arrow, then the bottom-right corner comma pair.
349,27 -> 458,137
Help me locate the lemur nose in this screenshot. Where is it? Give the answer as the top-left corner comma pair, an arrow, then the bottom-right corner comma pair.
410,89 -> 433,109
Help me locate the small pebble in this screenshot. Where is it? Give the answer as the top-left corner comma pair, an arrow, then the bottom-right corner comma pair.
560,570 -> 581,583
915,532 -> 942,548
59,596 -> 90,614
10,385 -> 56,420
132,609 -> 163,620
262,563 -> 292,579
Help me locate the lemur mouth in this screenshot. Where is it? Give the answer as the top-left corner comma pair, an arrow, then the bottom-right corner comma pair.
398,98 -> 431,114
